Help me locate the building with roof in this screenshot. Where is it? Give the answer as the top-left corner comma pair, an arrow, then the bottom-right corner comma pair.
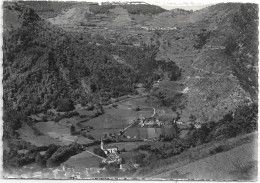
100,139 -> 118,155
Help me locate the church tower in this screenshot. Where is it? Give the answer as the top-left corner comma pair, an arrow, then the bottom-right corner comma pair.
100,138 -> 104,150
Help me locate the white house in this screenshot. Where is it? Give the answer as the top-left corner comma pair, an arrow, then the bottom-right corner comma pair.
100,139 -> 118,155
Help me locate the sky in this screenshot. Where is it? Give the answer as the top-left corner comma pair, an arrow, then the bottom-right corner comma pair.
87,0 -> 214,10
53,0 -> 259,11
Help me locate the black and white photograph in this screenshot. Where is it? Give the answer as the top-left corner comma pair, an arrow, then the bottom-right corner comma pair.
1,0 -> 258,181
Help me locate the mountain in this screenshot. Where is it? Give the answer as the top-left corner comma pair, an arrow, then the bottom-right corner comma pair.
3,2 -> 258,124
3,2 -> 171,118
2,1 -> 258,179
153,3 -> 258,121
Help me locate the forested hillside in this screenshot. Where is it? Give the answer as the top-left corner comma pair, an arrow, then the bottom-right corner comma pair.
3,2 -> 168,117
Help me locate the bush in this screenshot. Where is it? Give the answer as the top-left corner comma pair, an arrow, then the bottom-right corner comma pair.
122,4 -> 166,15
194,29 -> 211,49
35,153 -> 46,167
135,106 -> 141,111
89,5 -> 115,14
217,103 -> 258,139
46,143 -> 81,167
224,35 -> 238,55
56,98 -> 75,112
54,111 -> 79,122
131,153 -> 147,166
3,110 -> 27,139
44,144 -> 60,160
137,144 -> 151,151
79,114 -> 87,118
86,135 -> 94,140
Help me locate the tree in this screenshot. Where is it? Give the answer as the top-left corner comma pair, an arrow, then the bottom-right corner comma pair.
189,114 -> 197,123
3,110 -> 27,139
35,153 -> 46,167
224,35 -> 238,55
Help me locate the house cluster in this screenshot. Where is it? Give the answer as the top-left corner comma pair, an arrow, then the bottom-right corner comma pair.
141,26 -> 177,31
82,2 -> 99,5
4,165 -> 104,179
205,45 -> 226,50
138,116 -> 164,127
120,163 -> 140,172
100,140 -> 122,164
51,165 -> 104,179
101,1 -> 147,5
177,118 -> 202,129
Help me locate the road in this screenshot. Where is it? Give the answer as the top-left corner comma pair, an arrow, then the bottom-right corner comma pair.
103,94 -> 148,109
84,149 -> 106,160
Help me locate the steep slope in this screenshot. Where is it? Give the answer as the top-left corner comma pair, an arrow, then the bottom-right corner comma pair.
154,3 -> 258,122
3,2 -> 137,115
3,2 -> 168,117
135,132 -> 257,180
152,132 -> 257,180
18,1 -> 77,19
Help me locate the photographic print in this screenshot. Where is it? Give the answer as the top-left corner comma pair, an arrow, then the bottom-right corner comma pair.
2,0 -> 258,181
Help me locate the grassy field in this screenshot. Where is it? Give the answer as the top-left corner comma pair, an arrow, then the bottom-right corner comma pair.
64,151 -> 102,168
158,80 -> 184,92
17,124 -> 62,146
64,140 -> 173,169
135,132 -> 257,179
33,118 -> 93,145
158,141 -> 257,180
82,104 -> 153,139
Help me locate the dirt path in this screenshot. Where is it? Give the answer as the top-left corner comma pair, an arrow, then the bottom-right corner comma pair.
84,150 -> 106,160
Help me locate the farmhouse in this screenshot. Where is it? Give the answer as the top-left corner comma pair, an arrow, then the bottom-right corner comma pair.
100,139 -> 118,155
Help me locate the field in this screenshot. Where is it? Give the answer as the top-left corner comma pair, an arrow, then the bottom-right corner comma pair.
82,99 -> 154,139
65,140 -> 174,169
17,124 -> 62,146
18,95 -> 160,146
157,141 -> 257,180
136,132 -> 257,179
64,151 -> 102,168
17,116 -> 94,146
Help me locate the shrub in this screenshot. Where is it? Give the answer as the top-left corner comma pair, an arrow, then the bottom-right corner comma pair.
44,144 -> 60,160
194,30 -> 211,49
135,106 -> 141,111
122,4 -> 166,15
224,35 -> 238,55
35,153 -> 46,167
131,153 -> 147,165
46,143 -> 81,167
3,110 -> 27,139
86,135 -> 94,140
56,98 -> 75,112
137,144 -> 151,151
79,114 -> 87,118
169,170 -> 189,179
